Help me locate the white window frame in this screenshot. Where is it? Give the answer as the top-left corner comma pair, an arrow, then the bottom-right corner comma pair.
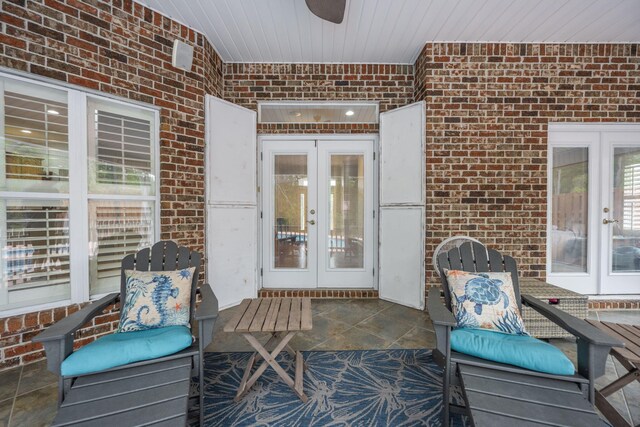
0,70 -> 160,316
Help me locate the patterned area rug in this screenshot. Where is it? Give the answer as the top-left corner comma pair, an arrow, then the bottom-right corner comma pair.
202,349 -> 466,426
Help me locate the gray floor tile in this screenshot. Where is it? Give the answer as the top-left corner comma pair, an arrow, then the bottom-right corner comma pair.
311,326 -> 394,351
0,367 -> 20,402
11,384 -> 57,427
17,361 -> 57,396
0,398 -> 12,427
355,311 -> 415,342
594,310 -> 640,325
319,300 -> 382,326
387,326 -> 436,349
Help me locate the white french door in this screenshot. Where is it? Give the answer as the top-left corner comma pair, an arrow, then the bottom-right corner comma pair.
548,125 -> 640,295
261,138 -> 375,289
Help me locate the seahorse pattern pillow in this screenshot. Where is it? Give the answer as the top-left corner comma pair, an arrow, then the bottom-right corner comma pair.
443,269 -> 528,335
118,267 -> 195,333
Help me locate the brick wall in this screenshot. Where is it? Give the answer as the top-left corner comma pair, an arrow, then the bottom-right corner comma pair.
224,63 -> 414,134
415,43 -> 640,295
0,0 -> 223,369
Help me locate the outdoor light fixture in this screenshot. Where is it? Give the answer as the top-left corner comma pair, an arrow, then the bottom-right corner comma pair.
21,129 -> 32,134
345,110 -> 354,116
47,109 -> 60,115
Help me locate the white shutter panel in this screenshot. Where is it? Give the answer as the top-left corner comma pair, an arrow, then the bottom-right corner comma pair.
206,96 -> 257,309
378,102 -> 426,310
1,201 -> 71,307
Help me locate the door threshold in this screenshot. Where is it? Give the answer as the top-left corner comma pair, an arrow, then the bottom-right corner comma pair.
259,289 -> 378,299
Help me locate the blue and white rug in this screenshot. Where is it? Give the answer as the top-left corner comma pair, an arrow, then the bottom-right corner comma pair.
202,349 -> 466,426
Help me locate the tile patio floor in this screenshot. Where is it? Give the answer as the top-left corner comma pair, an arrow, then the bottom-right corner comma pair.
0,299 -> 638,426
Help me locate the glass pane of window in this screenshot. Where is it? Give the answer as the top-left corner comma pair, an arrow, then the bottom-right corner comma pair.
87,98 -> 156,196
550,147 -> 588,273
611,147 -> 640,272
89,200 -> 155,295
273,155 -> 308,269
0,199 -> 70,310
259,102 -> 378,124
328,155 -> 364,269
1,78 -> 69,193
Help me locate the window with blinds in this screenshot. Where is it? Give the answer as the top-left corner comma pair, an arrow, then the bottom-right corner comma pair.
623,163 -> 640,231
2,83 -> 68,193
0,73 -> 158,313
89,200 -> 155,295
3,200 -> 70,289
88,98 -> 156,196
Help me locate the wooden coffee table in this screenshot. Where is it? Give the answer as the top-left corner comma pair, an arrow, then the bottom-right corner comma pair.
586,320 -> 640,427
224,297 -> 312,402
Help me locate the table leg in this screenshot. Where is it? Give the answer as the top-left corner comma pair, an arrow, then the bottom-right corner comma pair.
235,332 -> 308,403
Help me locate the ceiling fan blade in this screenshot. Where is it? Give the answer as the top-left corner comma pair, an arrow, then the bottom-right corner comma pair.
305,0 -> 346,24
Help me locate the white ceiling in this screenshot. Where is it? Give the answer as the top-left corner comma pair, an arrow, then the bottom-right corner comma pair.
137,0 -> 640,64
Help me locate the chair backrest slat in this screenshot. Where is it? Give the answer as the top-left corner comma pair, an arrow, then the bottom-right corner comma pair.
488,249 -> 504,272
448,247 -> 463,270
437,241 -> 522,312
472,242 -> 490,272
177,246 -> 192,270
120,241 -> 202,324
135,247 -> 151,271
150,242 -> 166,271
459,243 -> 475,271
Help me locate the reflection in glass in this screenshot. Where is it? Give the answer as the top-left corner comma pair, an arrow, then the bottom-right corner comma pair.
273,155 -> 307,269
2,79 -> 69,193
329,155 -> 364,269
550,147 -> 588,273
0,199 -> 70,309
89,200 -> 154,294
611,147 -> 640,272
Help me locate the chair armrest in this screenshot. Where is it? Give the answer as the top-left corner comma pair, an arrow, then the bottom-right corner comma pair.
32,293 -> 119,376
427,287 -> 456,327
33,293 -> 120,343
195,283 -> 218,321
195,283 -> 218,351
521,294 -> 622,347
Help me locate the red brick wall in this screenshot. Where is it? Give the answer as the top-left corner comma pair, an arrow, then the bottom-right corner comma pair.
415,43 -> 640,295
224,63 -> 414,134
0,0 -> 223,369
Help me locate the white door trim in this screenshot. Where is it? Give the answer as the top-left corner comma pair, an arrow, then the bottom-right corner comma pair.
258,134 -> 379,290
548,123 -> 640,296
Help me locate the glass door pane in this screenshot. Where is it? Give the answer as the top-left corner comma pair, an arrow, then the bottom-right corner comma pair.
328,154 -> 364,269
550,147 -> 588,273
610,147 -> 640,273
262,140 -> 317,289
273,154 -> 308,269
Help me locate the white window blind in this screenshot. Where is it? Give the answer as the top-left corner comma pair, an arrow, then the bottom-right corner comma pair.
0,73 -> 158,313
89,200 -> 154,295
2,81 -> 69,193
0,199 -> 71,308
88,98 -> 156,196
623,164 -> 640,231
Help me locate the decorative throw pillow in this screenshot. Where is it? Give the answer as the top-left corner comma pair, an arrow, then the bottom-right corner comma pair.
118,267 -> 195,333
443,269 -> 528,335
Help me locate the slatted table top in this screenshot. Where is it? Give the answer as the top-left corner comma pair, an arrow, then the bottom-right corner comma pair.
587,320 -> 640,365
224,298 -> 313,333
458,364 -> 603,427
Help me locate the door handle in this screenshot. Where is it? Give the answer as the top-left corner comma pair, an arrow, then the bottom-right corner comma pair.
307,220 -> 316,225
603,219 -> 619,225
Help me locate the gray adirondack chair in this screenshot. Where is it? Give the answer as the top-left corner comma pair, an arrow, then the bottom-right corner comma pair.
428,241 -> 622,426
33,241 -> 218,426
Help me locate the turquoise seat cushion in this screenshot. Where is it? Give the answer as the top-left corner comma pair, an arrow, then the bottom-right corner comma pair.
451,328 -> 575,375
61,325 -> 193,377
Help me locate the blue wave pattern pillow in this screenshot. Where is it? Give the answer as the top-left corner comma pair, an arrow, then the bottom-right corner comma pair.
118,267 -> 195,332
444,269 -> 528,335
